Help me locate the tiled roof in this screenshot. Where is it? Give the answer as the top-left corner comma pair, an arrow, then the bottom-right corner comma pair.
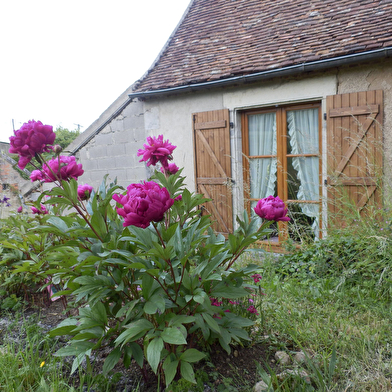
133,0 -> 392,93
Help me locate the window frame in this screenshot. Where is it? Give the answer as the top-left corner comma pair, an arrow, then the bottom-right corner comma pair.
241,102 -> 323,246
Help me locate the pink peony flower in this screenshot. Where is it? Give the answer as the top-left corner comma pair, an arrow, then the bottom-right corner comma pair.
113,181 -> 174,228
160,162 -> 179,175
137,135 -> 176,169
30,170 -> 44,182
251,273 -> 262,283
77,184 -> 93,201
31,156 -> 84,183
17,206 -> 23,213
9,120 -> 56,169
31,205 -> 49,214
174,194 -> 182,202
254,195 -> 290,222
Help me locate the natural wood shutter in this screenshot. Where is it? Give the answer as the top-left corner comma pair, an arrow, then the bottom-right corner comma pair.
326,90 -> 383,224
193,109 -> 233,236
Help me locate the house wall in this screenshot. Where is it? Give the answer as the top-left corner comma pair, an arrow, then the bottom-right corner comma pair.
143,72 -> 338,221
73,99 -> 148,190
74,59 -> 392,225
141,60 -> 392,221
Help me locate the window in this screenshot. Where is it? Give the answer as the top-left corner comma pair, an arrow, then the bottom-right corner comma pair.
242,103 -> 322,244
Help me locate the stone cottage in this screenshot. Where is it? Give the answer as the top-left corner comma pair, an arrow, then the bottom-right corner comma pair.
67,0 -> 392,249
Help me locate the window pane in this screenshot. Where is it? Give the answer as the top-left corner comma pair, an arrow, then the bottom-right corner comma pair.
248,113 -> 276,156
287,108 -> 319,155
287,157 -> 319,201
249,158 -> 277,199
248,112 -> 277,200
287,202 -> 320,241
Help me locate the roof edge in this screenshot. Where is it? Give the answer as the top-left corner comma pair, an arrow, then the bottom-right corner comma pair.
129,47 -> 392,98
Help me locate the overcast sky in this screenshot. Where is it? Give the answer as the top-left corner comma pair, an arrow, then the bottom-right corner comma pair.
0,0 -> 190,143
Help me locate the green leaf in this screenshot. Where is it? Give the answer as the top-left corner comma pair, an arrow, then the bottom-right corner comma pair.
142,274 -> 154,299
130,342 -> 144,368
161,327 -> 187,345
194,313 -> 210,340
116,299 -> 139,318
147,337 -> 164,374
48,318 -> 78,337
102,347 -> 121,374
180,361 -> 196,384
47,216 -> 70,233
91,302 -> 107,325
144,294 -> 166,314
219,328 -> 231,346
202,313 -> 221,333
144,300 -> 158,314
115,319 -> 154,346
193,295 -> 205,304
54,341 -> 95,357
90,211 -> 107,238
210,284 -> 249,299
180,348 -> 206,363
163,358 -> 179,387
168,315 -> 196,326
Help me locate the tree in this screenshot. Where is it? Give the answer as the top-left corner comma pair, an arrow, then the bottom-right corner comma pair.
54,126 -> 80,150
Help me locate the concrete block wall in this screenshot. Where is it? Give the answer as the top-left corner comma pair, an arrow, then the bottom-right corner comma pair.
0,142 -> 33,216
74,99 -> 148,191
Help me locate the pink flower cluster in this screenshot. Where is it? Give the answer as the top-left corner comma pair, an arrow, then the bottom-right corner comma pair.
251,273 -> 262,283
137,135 -> 176,170
30,156 -> 84,183
254,195 -> 290,222
113,181 -> 174,228
210,298 -> 223,307
31,204 -> 49,215
9,120 -> 56,169
77,184 -> 93,201
247,305 -> 259,315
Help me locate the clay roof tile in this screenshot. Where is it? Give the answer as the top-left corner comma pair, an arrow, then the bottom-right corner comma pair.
133,0 -> 392,92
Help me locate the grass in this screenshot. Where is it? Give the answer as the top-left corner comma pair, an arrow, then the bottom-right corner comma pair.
1,214 -> 392,391
245,245 -> 392,392
0,312 -> 123,392
2,250 -> 391,391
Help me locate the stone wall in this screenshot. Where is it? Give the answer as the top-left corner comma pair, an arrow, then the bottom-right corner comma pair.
0,142 -> 34,217
69,94 -> 148,191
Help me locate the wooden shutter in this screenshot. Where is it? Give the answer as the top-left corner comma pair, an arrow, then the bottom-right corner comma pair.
326,90 -> 383,224
193,109 -> 233,236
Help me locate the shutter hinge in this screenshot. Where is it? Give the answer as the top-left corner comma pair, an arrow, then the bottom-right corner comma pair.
230,122 -> 234,128
323,113 -> 327,120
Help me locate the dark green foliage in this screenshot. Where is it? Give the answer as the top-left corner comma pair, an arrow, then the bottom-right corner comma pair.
277,231 -> 392,295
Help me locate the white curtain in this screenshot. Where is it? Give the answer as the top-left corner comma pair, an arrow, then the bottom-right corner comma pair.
287,109 -> 320,237
248,113 -> 277,201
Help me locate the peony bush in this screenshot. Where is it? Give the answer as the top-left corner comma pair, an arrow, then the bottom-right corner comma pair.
6,120 -> 289,386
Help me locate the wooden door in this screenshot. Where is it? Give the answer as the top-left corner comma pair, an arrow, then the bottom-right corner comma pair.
326,90 -> 383,225
193,109 -> 233,236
